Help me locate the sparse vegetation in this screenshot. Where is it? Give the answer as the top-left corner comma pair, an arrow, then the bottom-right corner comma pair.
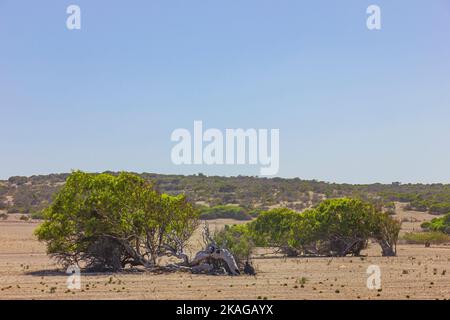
402,232 -> 450,245
3,173 -> 450,217
199,205 -> 252,221
31,211 -> 44,220
420,213 -> 450,234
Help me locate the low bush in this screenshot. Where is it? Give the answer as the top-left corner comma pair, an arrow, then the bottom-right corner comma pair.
213,224 -> 255,266
402,232 -> 450,245
31,211 -> 44,220
429,203 -> 450,215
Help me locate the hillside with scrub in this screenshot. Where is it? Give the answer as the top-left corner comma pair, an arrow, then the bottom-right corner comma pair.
1,172 -> 450,219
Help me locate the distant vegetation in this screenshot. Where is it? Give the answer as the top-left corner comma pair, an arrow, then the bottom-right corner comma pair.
2,172 -> 450,217
198,205 -> 252,221
421,213 -> 450,234
402,231 -> 450,245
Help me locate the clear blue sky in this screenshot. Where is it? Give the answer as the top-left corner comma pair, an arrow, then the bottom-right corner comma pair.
1,0 -> 450,183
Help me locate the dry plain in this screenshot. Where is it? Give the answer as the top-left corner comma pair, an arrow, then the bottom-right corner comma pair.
0,206 -> 449,300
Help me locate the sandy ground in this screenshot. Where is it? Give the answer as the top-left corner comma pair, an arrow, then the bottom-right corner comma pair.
0,210 -> 449,300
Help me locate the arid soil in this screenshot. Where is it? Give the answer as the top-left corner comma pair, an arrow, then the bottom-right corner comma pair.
0,207 -> 449,300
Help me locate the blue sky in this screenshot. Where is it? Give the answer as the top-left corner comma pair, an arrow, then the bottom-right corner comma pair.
1,0 -> 450,183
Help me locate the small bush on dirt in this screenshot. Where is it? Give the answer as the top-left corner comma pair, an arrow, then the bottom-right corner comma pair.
19,215 -> 30,221
31,211 -> 44,220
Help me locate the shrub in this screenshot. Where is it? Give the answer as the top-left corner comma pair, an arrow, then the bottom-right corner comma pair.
0,201 -> 7,210
247,198 -> 401,257
249,208 -> 302,256
421,213 -> 450,234
31,211 -> 44,220
402,232 -> 450,245
214,224 -> 255,266
248,208 -> 263,217
407,200 -> 429,212
7,207 -> 30,214
429,203 -> 450,215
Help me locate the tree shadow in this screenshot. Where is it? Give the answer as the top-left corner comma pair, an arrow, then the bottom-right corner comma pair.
25,268 -> 147,277
25,269 -> 66,277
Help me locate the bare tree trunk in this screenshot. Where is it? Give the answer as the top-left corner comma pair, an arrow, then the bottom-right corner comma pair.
378,240 -> 396,256
190,244 -> 240,275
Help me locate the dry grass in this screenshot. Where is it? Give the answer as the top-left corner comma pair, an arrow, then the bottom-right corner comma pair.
0,209 -> 449,300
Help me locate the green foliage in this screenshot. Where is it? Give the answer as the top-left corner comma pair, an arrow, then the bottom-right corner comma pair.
31,211 -> 44,220
406,199 -> 429,212
402,231 -> 450,244
421,213 -> 450,234
199,205 -> 252,221
213,224 -> 254,265
246,198 -> 401,257
371,212 -> 402,256
429,203 -> 450,215
35,171 -> 198,271
3,172 -> 450,217
248,208 -> 263,217
249,208 -> 301,255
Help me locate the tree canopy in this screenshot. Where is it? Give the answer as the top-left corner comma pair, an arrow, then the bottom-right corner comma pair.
35,171 -> 198,271
232,198 -> 401,257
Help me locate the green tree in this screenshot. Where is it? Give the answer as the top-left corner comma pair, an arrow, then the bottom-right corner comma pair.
372,212 -> 401,256
35,171 -> 198,271
249,208 -> 301,256
243,198 -> 401,257
310,198 -> 377,256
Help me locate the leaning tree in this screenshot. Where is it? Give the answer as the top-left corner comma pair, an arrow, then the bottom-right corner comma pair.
244,198 -> 401,257
35,171 -> 200,271
35,171 -> 242,274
